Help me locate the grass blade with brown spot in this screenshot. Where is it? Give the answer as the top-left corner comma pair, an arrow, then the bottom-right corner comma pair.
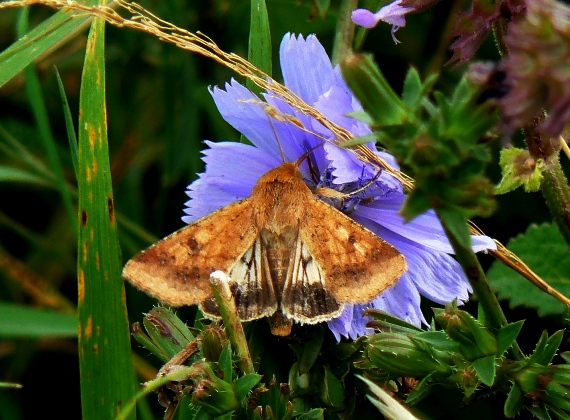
76,16 -> 136,420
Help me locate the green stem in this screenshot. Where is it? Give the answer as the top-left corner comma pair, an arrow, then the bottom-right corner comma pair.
332,0 -> 358,65
437,212 -> 525,360
537,156 -> 570,246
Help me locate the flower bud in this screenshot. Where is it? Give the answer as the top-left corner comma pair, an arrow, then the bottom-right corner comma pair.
364,332 -> 453,378
191,363 -> 240,416
434,304 -> 498,361
200,325 -> 228,362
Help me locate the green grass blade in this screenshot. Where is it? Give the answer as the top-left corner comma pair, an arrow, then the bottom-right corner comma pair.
77,17 -> 136,420
17,9 -> 76,234
54,66 -> 80,180
248,0 -> 272,93
21,54 -> 78,234
0,302 -> 77,338
0,1 -> 105,88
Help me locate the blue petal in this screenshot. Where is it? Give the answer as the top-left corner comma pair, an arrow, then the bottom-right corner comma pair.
280,34 -> 336,105
210,80 -> 283,158
329,274 -> 426,341
182,141 -> 278,222
355,193 -> 496,253
370,276 -> 425,326
327,304 -> 372,341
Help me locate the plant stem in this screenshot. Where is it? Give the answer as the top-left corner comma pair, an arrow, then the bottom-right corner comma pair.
438,212 -> 525,360
209,271 -> 255,375
332,0 -> 358,65
521,117 -> 570,246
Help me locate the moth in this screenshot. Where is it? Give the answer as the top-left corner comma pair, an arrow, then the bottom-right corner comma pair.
123,159 -> 407,336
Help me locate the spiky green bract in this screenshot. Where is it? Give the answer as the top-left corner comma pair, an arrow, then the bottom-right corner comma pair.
341,56 -> 498,247
358,305 -> 570,417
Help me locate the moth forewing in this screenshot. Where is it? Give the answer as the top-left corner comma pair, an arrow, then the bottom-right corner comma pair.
122,198 -> 258,307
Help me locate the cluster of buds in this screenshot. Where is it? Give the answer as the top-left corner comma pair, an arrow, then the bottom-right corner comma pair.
359,303 -> 570,416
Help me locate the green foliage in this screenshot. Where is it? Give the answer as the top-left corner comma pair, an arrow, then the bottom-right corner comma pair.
0,302 -> 77,338
341,59 -> 498,249
360,306 -> 570,418
488,223 -> 570,316
248,0 -> 272,95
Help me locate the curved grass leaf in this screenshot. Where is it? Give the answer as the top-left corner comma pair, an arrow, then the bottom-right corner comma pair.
0,302 -> 77,338
0,165 -> 53,186
76,17 -> 135,420
0,0 -> 106,88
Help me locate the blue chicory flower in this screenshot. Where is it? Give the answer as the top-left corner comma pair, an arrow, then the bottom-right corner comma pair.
182,33 -> 496,340
352,0 -> 415,43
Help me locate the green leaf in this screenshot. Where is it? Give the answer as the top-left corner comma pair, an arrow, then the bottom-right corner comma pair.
405,374 -> 437,405
402,67 -> 422,107
76,18 -> 136,420
0,302 -> 77,338
488,223 -> 570,316
504,383 -> 524,418
365,309 -> 423,333
297,408 -> 324,420
315,0 -> 331,17
234,373 -> 262,401
528,330 -> 564,366
496,320 -> 525,355
0,0 -> 104,88
299,328 -> 325,375
247,0 -> 271,95
472,355 -> 496,386
319,365 -> 344,408
0,381 -> 22,389
218,344 -> 233,382
19,10 -> 77,235
141,307 -> 194,361
341,54 -> 408,127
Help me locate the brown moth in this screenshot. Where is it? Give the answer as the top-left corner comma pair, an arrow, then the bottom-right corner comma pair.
123,160 -> 407,336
